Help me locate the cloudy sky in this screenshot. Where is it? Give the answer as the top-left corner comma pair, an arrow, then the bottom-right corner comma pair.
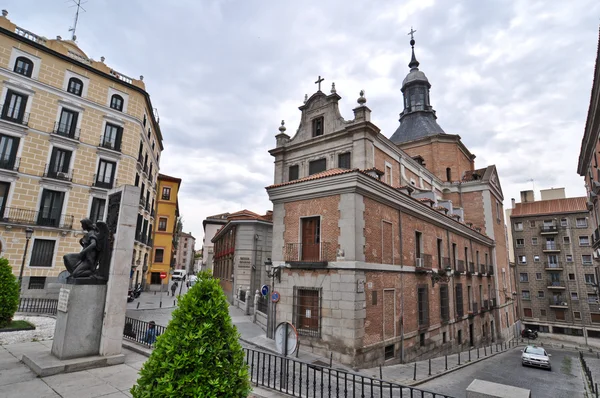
7,0 -> 600,244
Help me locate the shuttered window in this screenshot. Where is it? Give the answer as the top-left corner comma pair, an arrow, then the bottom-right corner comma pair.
29,239 -> 56,267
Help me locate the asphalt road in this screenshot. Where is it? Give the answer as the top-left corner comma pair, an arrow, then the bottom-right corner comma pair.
419,346 -> 586,398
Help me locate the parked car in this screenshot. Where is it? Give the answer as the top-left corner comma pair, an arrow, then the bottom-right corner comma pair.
521,345 -> 551,370
521,328 -> 538,339
172,270 -> 187,281
187,275 -> 198,287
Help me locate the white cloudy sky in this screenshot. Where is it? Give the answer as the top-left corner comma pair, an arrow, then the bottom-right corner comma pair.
7,0 -> 600,243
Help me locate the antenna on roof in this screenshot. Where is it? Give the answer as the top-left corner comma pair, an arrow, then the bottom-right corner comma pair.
67,0 -> 87,41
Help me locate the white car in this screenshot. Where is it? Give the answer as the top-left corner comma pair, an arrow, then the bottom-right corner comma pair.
172,270 -> 187,281
521,345 -> 551,370
187,275 -> 198,287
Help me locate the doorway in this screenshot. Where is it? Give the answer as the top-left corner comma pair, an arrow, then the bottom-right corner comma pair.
469,323 -> 474,346
301,217 -> 320,261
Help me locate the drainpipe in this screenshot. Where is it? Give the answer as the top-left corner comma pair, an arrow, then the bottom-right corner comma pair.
398,208 -> 405,363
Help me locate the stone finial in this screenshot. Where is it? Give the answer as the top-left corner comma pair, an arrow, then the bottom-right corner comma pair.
279,120 -> 286,133
357,90 -> 366,105
100,56 -> 105,62
2,10 -> 8,17
331,82 -> 336,94
140,75 -> 144,81
304,94 -> 308,103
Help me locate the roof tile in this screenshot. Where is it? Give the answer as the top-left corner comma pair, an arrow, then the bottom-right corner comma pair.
511,197 -> 587,217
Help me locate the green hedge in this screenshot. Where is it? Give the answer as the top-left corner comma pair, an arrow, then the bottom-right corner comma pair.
131,271 -> 250,397
0,258 -> 19,328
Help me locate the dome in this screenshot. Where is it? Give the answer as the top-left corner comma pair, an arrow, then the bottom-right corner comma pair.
402,69 -> 429,87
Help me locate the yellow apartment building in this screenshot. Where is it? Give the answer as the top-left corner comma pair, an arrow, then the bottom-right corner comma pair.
0,11 -> 163,298
146,173 -> 180,289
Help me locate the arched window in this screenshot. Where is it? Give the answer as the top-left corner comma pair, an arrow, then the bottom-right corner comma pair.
110,94 -> 124,111
67,77 -> 83,96
14,56 -> 34,77
446,167 -> 452,182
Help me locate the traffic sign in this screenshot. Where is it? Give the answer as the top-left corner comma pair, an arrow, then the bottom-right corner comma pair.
275,322 -> 298,356
160,272 -> 167,279
271,291 -> 280,303
261,284 -> 269,296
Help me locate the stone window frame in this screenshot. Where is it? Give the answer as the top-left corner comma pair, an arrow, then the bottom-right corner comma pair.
288,164 -> 299,181
521,290 -> 531,300
9,48 -> 41,80
582,254 -> 593,265
158,217 -> 168,231
519,273 -> 529,283
531,237 -> 538,245
62,70 -> 90,98
154,247 -> 165,263
311,115 -> 324,137
27,237 -> 59,269
292,286 -> 322,338
576,218 -> 588,228
514,222 -> 523,231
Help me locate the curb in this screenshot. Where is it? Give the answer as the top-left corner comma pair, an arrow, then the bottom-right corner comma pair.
122,340 -> 152,358
239,337 -> 279,356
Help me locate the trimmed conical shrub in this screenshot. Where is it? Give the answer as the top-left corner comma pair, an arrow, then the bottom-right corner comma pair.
0,258 -> 19,328
131,272 -> 250,397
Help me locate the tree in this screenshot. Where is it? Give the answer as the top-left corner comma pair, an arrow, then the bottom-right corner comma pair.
131,272 -> 250,397
0,258 -> 19,328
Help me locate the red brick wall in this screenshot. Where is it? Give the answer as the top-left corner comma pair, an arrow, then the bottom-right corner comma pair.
374,147 -> 400,186
401,140 -> 474,182
462,191 -> 486,234
363,197 -> 400,264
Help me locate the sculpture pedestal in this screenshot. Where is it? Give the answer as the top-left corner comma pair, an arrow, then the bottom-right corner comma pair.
51,284 -> 107,360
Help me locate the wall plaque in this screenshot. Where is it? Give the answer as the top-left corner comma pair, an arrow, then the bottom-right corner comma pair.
238,256 -> 251,268
58,288 -> 70,312
357,279 -> 365,293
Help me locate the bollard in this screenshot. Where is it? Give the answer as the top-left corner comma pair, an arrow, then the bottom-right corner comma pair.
484,345 -> 487,356
379,366 -> 382,380
458,351 -> 461,365
160,301 -> 162,308
428,358 -> 431,376
296,341 -> 300,358
329,353 -> 333,368
477,347 -> 480,359
174,300 -> 176,306
413,362 -> 417,381
154,291 -> 156,295
136,302 -> 140,309
445,354 -> 448,370
595,383 -> 598,397
469,348 -> 471,362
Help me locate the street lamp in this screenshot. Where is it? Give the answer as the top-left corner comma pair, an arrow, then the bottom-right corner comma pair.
265,258 -> 281,339
17,227 -> 34,290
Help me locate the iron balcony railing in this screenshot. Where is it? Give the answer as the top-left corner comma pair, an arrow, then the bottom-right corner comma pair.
456,260 -> 465,273
0,206 -> 74,229
150,209 -> 155,218
139,197 -> 147,208
0,157 -> 20,171
479,264 -> 486,274
540,225 -> 559,233
470,301 -> 479,315
547,279 -> 566,288
482,300 -> 489,311
545,262 -> 562,269
43,164 -> 73,182
283,242 -> 334,263
0,103 -> 30,126
549,297 -> 568,306
468,262 -> 475,273
593,227 -> 600,248
99,137 -> 121,152
52,121 -> 80,140
543,243 -> 561,251
488,265 -> 494,275
92,174 -> 117,189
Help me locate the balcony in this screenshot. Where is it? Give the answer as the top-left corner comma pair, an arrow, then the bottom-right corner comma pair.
490,297 -> 497,308
99,137 -> 121,152
592,227 -> 600,249
139,197 -> 147,209
549,297 -> 568,308
283,242 -> 334,266
456,260 -> 465,273
479,264 -> 487,274
43,165 -> 73,182
542,243 -> 561,253
545,262 -> 563,271
442,257 -> 451,268
469,301 -> 479,315
469,262 -> 475,273
0,103 -> 29,126
0,157 -> 20,172
52,121 -> 80,140
482,299 -> 489,311
0,206 -> 74,229
547,279 -> 566,289
150,209 -> 155,218
540,225 -> 559,234
92,175 -> 117,190
488,265 -> 494,275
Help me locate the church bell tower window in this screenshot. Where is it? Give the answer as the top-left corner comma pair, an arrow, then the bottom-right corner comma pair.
312,117 -> 324,137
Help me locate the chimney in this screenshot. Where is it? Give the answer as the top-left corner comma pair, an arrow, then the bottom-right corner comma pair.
511,198 -> 516,208
520,190 -> 534,203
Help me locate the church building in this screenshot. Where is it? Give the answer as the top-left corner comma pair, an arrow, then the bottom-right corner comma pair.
266,35 -> 517,367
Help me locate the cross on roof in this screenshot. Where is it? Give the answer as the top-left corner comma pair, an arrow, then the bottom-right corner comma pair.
315,75 -> 324,91
407,27 -> 417,40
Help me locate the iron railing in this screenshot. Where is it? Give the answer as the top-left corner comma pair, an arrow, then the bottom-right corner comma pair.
456,260 -> 465,273
540,225 -> 558,233
123,316 -> 166,348
99,137 -> 121,152
488,265 -> 494,275
43,164 -> 73,182
0,206 -> 74,229
17,298 -> 57,315
284,242 -> 334,263
92,174 -> 117,189
52,121 -> 80,140
547,280 -> 566,288
470,301 -> 479,315
244,348 -> 455,398
256,295 -> 269,314
139,197 -> 147,208
0,103 -> 30,126
543,243 -> 561,251
545,262 -> 562,269
0,157 -> 20,171
549,297 -> 568,306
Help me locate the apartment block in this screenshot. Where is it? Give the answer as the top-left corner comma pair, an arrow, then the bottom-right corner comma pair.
0,11 -> 161,297
510,190 -> 600,339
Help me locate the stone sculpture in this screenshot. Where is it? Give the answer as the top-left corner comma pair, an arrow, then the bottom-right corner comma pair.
63,218 -> 111,283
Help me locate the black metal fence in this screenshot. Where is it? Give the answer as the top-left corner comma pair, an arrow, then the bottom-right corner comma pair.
123,316 -> 166,348
17,298 -> 58,315
580,351 -> 598,397
256,295 -> 268,314
244,347 -> 455,398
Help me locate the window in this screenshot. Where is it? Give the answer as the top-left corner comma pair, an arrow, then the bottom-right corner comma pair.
110,94 -> 124,111
531,238 -> 538,245
579,236 -> 590,246
518,255 -> 527,264
89,197 -> 106,222
588,294 -> 599,304
533,255 -> 540,262
455,283 -> 463,317
514,222 -> 523,231
535,272 -> 542,280
563,236 -> 570,244
440,284 -> 449,322
443,332 -> 447,344
371,290 -> 377,305
56,108 -> 79,139
37,190 -> 65,227
155,248 -> 164,263
0,133 -> 20,171
496,201 -> 501,223
582,255 -> 593,265
0,181 -> 9,217
576,218 -> 588,228
585,274 -> 596,284
574,311 -> 582,320
446,167 -> 452,182
101,123 -> 123,151
162,186 -> 171,200
540,309 -> 547,316
158,217 -> 167,231
537,291 -> 545,298
385,164 -> 392,185
571,292 -> 579,300
28,276 -> 46,290
523,308 -> 533,317
522,290 -> 531,300
67,77 -> 83,96
47,147 -> 72,180
384,345 -> 394,360
338,152 -> 351,169
457,329 -> 462,344
289,165 -> 299,181
95,160 -> 116,189
560,218 -> 568,227
14,56 -> 33,77
516,238 -> 524,248
519,273 -> 529,282
150,272 -> 161,285
529,220 -> 536,228
293,287 -> 321,337
308,159 -> 326,175
312,116 -> 324,137
437,238 -> 443,268
29,239 -> 56,267
568,273 -> 575,280
592,314 -> 600,324
2,90 -> 28,124
417,285 -> 429,327
566,254 -> 573,262
134,174 -> 140,187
